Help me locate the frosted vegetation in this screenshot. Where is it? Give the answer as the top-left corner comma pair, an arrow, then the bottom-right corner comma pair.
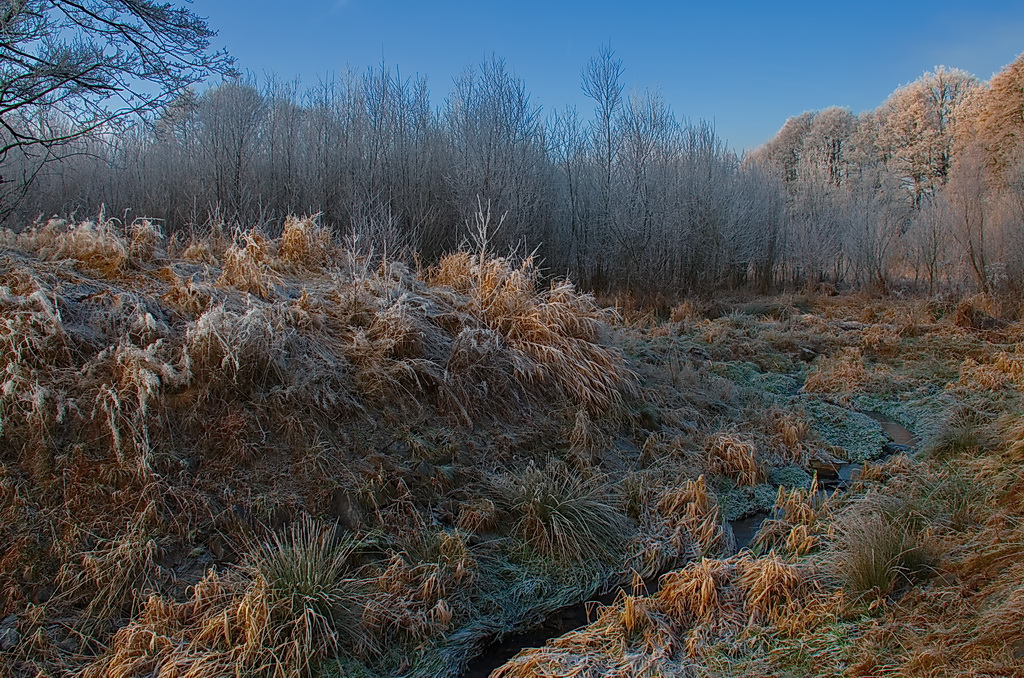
4,50 -> 1022,307
4,11 -> 1024,677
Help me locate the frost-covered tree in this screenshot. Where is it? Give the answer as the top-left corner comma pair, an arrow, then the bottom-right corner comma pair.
747,111 -> 816,184
876,67 -> 978,205
800,107 -> 857,187
972,53 -> 1024,190
445,56 -> 552,251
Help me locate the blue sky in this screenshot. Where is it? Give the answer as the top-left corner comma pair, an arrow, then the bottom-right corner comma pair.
198,1 -> 1024,152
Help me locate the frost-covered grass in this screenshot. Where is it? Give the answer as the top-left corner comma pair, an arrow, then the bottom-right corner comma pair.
2,218 -> 1021,677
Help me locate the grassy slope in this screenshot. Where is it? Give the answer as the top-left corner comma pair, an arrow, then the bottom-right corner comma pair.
1,217 -> 1021,677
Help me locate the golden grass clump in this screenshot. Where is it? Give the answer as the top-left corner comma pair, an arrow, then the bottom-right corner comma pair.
429,252 -> 637,411
1,218 -> 131,276
161,271 -> 214,316
766,407 -> 810,464
456,498 -> 499,534
752,476 -> 826,558
669,298 -> 709,323
734,553 -> 808,625
127,219 -> 165,263
1001,415 -> 1024,461
860,322 -> 902,354
182,240 -> 218,264
657,557 -> 731,626
54,518 -> 164,625
949,345 -> 1024,392
802,347 -> 873,393
656,475 -> 726,557
86,516 -> 373,678
705,431 -> 765,485
278,215 -> 334,269
491,598 -> 678,678
568,407 -> 601,457
217,230 -> 280,297
366,530 -> 477,644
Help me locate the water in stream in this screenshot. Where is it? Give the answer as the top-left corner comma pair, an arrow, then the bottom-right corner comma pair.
460,411 -> 918,677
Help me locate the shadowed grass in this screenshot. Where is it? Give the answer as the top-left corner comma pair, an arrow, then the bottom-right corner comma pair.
493,463 -> 631,565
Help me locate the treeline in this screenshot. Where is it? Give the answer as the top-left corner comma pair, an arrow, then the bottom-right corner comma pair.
749,56 -> 1024,301
0,49 -> 784,296
3,48 -> 1023,301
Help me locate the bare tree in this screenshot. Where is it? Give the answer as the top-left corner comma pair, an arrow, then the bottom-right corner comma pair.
0,0 -> 233,164
580,44 -> 624,288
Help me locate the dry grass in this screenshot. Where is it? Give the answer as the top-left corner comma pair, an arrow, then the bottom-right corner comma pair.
493,463 -> 630,564
429,251 -> 638,411
656,475 -> 727,558
217,229 -> 280,297
860,321 -> 903,354
949,345 -> 1024,391
766,406 -> 810,464
825,510 -> 935,598
5,221 -> 1024,677
0,215 -> 641,676
278,215 -> 333,270
1001,414 -> 1024,461
658,557 -> 731,625
705,431 -> 765,485
803,347 -> 874,393
1,218 -> 130,276
498,552 -> 824,676
751,476 -> 827,558
85,516 -> 373,678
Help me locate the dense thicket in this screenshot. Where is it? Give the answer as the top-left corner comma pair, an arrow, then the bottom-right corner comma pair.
3,49 -> 1023,302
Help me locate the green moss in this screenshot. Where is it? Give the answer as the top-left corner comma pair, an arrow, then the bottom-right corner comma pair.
709,360 -> 761,384
720,483 -> 779,521
804,399 -> 888,462
769,464 -> 814,489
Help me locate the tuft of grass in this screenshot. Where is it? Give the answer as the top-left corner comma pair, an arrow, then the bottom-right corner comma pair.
244,515 -> 360,620
826,509 -> 935,599
657,557 -> 729,625
924,408 -> 994,460
656,475 -> 727,557
240,515 -> 373,668
278,215 -> 334,270
88,515 -> 372,678
803,347 -> 874,393
949,346 -> 1024,391
217,230 -> 280,298
1001,414 -> 1024,461
706,431 -> 765,485
429,251 -> 638,411
734,553 -> 806,625
752,476 -> 825,557
493,463 -> 631,564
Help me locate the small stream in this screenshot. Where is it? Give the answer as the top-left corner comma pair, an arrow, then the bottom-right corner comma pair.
460,411 -> 917,677
831,411 -> 917,489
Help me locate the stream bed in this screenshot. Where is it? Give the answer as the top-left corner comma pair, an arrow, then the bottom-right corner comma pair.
460,411 -> 918,677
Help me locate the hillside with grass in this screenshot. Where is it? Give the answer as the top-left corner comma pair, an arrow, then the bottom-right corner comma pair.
1,215 -> 1023,677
